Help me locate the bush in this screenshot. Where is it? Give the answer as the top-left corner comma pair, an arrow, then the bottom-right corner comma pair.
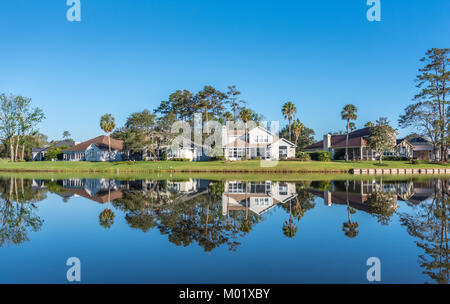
296,151 -> 311,161
169,158 -> 191,162
160,151 -> 168,161
211,156 -> 226,161
251,156 -> 261,161
311,181 -> 332,191
383,156 -> 408,161
307,151 -> 331,161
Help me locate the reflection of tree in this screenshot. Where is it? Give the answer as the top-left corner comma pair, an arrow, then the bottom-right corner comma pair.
291,184 -> 315,221
280,183 -> 315,238
367,191 -> 398,226
113,180 -> 262,252
98,189 -> 115,229
0,177 -> 44,247
342,180 -> 359,238
400,179 -> 449,284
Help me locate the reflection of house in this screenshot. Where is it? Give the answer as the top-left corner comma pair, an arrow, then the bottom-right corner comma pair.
63,136 -> 123,162
304,128 -> 412,160
32,140 -> 76,161
222,125 -> 296,160
62,179 -> 123,203
222,181 -> 297,216
307,179 -> 438,213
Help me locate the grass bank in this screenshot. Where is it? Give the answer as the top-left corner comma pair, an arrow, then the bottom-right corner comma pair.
0,159 -> 449,174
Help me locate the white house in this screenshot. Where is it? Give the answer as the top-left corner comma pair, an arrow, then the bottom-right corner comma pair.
222,181 -> 297,216
222,125 -> 296,160
63,135 -> 123,162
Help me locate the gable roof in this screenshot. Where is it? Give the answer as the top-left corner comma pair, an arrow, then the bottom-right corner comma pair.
304,128 -> 372,150
64,135 -> 123,152
32,139 -> 76,153
272,138 -> 297,147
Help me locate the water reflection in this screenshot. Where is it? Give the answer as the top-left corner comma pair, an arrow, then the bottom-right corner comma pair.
0,176 -> 448,283
0,178 -> 45,247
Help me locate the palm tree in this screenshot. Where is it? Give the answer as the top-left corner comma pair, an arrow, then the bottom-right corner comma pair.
223,112 -> 233,122
63,131 -> 71,139
292,119 -> 304,146
341,104 -> 358,161
349,122 -> 356,132
239,108 -> 252,160
364,121 -> 375,128
100,114 -> 116,154
282,102 -> 297,141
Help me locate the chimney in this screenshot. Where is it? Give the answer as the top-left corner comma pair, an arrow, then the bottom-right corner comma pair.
323,134 -> 331,151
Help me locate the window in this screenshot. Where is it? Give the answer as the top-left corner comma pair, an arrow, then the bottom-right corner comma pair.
254,197 -> 270,207
279,183 -> 288,195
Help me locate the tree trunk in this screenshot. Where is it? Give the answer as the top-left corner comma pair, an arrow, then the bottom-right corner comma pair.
21,143 -> 25,161
345,121 -> 350,161
379,153 -> 383,165
9,139 -> 15,162
245,123 -> 248,160
205,106 -> 209,133
288,117 -> 292,141
15,135 -> 20,162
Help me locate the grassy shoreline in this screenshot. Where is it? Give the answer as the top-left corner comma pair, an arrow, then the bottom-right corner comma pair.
0,159 -> 449,174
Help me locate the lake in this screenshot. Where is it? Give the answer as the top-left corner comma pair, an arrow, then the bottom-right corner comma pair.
0,175 -> 448,284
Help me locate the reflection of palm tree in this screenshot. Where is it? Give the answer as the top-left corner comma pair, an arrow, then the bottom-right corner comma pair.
342,180 -> 359,238
99,207 -> 115,229
282,199 -> 298,238
99,190 -> 115,229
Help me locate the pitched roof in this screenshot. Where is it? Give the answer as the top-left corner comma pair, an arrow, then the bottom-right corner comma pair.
304,128 -> 371,150
66,188 -> 123,204
64,135 -> 123,152
32,140 -> 76,153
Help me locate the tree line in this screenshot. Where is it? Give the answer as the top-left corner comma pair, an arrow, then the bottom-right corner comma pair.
106,85 -> 315,160
399,48 -> 450,161
0,94 -> 45,162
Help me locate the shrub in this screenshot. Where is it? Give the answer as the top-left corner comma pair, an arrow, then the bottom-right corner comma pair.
307,151 -> 331,161
383,156 -> 408,161
296,151 -> 311,161
251,156 -> 261,161
160,151 -> 168,161
311,181 -> 332,191
211,156 -> 226,161
169,158 -> 191,162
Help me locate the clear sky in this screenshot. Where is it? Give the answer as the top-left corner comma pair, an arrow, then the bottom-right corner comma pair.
0,0 -> 449,142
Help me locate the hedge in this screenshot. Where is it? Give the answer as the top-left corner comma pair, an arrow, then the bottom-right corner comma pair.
306,151 -> 331,161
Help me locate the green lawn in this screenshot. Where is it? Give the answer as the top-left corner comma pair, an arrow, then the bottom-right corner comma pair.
0,159 -> 448,174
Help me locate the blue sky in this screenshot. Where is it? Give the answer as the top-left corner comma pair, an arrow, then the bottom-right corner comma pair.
0,0 -> 449,142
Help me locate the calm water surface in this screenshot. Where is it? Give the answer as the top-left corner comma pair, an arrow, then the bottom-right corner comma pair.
0,176 -> 448,284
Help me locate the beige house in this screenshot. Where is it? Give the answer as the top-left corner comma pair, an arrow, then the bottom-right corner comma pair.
222,125 -> 296,160
222,181 -> 297,216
